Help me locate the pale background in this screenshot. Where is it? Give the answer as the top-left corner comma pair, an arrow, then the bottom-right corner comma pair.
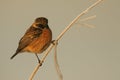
0,0 -> 120,80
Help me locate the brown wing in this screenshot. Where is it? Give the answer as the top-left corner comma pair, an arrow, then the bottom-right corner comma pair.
16,27 -> 42,53
10,26 -> 42,59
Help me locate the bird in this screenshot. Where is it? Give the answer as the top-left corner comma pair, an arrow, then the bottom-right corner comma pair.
10,17 -> 52,64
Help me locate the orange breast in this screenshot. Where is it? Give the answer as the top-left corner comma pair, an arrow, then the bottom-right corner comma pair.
24,28 -> 52,53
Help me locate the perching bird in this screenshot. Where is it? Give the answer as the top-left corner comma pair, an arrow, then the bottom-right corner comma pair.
10,17 -> 52,63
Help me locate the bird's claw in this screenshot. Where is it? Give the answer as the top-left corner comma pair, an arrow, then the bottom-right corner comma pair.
51,40 -> 58,45
38,60 -> 42,66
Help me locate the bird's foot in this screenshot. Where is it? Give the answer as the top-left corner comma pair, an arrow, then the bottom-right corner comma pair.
51,40 -> 58,45
38,60 -> 42,66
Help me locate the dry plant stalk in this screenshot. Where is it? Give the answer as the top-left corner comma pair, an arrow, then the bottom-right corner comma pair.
80,15 -> 96,22
54,42 -> 63,80
28,0 -> 104,80
80,23 -> 95,28
76,15 -> 96,28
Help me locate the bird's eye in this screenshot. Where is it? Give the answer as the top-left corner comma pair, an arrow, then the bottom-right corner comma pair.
38,24 -> 44,29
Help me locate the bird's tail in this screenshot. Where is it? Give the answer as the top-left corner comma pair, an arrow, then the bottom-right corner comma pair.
10,52 -> 18,59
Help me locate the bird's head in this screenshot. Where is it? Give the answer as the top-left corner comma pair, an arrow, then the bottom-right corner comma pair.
33,17 -> 48,28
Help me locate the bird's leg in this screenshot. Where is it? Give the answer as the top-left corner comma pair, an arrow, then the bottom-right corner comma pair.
35,54 -> 42,66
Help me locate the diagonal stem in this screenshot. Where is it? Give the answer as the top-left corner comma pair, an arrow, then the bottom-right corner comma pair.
28,0 -> 104,80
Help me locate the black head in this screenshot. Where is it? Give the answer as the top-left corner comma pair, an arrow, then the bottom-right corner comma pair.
35,17 -> 48,26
